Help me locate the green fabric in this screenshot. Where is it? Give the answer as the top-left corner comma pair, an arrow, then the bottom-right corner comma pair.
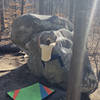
8,83 -> 41,100
8,91 -> 14,98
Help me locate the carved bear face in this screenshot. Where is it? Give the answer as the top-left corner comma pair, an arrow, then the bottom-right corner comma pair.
39,31 -> 57,45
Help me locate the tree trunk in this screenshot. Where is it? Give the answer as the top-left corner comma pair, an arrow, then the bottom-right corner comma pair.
66,0 -> 90,100
0,0 -> 5,32
65,0 -> 70,18
21,0 -> 25,15
39,0 -> 45,14
69,0 -> 74,22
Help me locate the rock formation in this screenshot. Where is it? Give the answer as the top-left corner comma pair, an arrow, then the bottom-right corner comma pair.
11,14 -> 97,93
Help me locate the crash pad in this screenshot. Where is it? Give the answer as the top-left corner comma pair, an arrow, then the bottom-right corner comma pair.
7,83 -> 55,100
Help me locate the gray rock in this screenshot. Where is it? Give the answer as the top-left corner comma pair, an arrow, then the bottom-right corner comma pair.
11,14 -> 73,53
11,14 -> 97,94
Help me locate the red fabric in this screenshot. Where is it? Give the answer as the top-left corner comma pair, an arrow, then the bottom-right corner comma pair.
13,89 -> 20,100
43,86 -> 52,95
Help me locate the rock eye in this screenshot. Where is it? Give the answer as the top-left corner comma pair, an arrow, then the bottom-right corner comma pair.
46,38 -> 51,45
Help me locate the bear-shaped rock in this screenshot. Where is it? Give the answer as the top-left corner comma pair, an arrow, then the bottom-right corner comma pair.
11,14 -> 97,93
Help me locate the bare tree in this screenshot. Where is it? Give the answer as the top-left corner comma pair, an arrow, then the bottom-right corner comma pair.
0,0 -> 5,32
69,0 -> 74,22
39,0 -> 45,14
0,0 -> 5,41
21,0 -> 25,15
66,0 -> 90,100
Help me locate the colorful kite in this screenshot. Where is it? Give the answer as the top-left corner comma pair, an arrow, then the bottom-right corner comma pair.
8,83 -> 55,100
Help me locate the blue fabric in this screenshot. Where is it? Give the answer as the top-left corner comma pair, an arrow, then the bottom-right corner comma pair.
40,84 -> 48,99
41,54 -> 64,68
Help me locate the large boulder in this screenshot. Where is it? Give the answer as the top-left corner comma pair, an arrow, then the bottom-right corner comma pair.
11,14 -> 97,93
11,14 -> 73,53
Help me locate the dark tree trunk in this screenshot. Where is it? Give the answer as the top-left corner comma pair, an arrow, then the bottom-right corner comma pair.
21,0 -> 25,15
69,0 -> 74,22
39,0 -> 45,14
65,0 -> 70,18
0,0 -> 5,32
13,0 -> 17,18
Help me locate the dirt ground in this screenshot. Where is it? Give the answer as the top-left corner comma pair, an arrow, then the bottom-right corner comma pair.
0,36 -> 100,100
0,54 -> 68,100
